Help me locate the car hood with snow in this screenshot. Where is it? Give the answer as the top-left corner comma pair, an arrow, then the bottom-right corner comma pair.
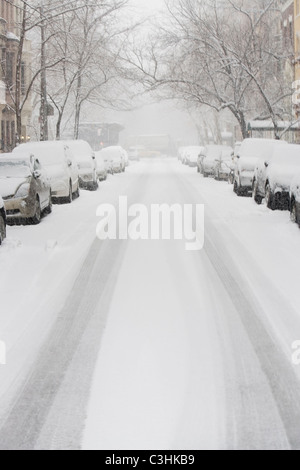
0,177 -> 31,199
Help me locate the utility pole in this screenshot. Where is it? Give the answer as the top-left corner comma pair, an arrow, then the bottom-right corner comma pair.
40,0 -> 48,141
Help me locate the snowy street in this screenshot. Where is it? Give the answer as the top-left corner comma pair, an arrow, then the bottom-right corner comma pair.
0,158 -> 300,450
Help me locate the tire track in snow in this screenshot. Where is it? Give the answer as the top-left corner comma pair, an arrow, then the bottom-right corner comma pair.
0,171 -> 150,450
177,167 -> 300,450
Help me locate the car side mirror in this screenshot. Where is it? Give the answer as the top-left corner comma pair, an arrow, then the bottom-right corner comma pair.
264,161 -> 269,168
237,154 -> 240,159
67,159 -> 72,167
33,170 -> 41,179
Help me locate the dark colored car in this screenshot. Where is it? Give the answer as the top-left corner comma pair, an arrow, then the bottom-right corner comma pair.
0,153 -> 52,225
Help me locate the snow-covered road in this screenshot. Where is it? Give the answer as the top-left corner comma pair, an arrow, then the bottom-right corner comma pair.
0,158 -> 300,450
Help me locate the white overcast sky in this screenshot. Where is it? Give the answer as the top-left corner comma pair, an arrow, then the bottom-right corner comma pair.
98,0 -> 199,146
129,0 -> 166,18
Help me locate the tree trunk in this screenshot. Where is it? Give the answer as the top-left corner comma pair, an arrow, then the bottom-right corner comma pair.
74,102 -> 81,140
56,111 -> 63,140
15,4 -> 27,146
40,6 -> 48,141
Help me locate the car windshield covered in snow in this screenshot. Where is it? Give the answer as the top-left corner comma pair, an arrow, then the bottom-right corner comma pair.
205,146 -> 226,160
0,160 -> 31,178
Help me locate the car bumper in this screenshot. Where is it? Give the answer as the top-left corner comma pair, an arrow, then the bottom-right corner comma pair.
79,174 -> 95,188
203,166 -> 215,176
97,170 -> 107,180
239,171 -> 254,189
50,180 -> 69,198
218,172 -> 230,180
4,195 -> 36,219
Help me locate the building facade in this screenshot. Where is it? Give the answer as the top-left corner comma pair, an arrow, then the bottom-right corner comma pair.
0,0 -> 32,153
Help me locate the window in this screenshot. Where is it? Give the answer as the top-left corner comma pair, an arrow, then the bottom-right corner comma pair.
6,52 -> 14,88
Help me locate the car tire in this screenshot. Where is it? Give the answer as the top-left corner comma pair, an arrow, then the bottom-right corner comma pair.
74,185 -> 80,199
45,196 -> 52,215
253,180 -> 263,205
66,182 -> 73,204
265,184 -> 275,210
234,180 -> 241,196
290,200 -> 299,226
0,215 -> 6,245
32,198 -> 42,225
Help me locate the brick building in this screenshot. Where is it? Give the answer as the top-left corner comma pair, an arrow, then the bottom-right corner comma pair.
0,0 -> 32,152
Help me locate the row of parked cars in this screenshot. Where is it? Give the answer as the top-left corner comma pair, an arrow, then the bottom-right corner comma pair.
179,145 -> 235,180
179,138 -> 300,228
0,141 -> 129,243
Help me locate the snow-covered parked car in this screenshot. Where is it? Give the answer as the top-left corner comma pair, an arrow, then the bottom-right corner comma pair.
122,148 -> 129,167
13,141 -> 80,203
95,151 -> 108,181
214,147 -> 234,181
63,140 -> 98,191
252,140 -> 289,205
233,138 -> 285,196
263,144 -> 300,211
99,147 -> 125,174
128,146 -> 144,161
0,153 -> 52,225
178,147 -> 187,162
199,145 -> 233,178
290,172 -> 300,227
229,142 -> 242,183
185,146 -> 204,167
0,195 -> 6,245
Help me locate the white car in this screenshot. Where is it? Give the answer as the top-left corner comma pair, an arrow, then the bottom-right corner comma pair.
0,195 -> 6,245
214,147 -> 235,181
13,141 -> 80,203
185,146 -> 204,167
233,138 -> 285,196
264,144 -> 300,210
63,140 -> 98,191
128,146 -> 144,161
95,151 -> 108,180
200,145 -> 233,177
252,140 -> 289,204
178,147 -> 187,162
99,147 -> 125,174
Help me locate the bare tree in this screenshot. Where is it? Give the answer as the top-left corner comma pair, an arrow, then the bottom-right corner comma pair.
123,0 -> 294,139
